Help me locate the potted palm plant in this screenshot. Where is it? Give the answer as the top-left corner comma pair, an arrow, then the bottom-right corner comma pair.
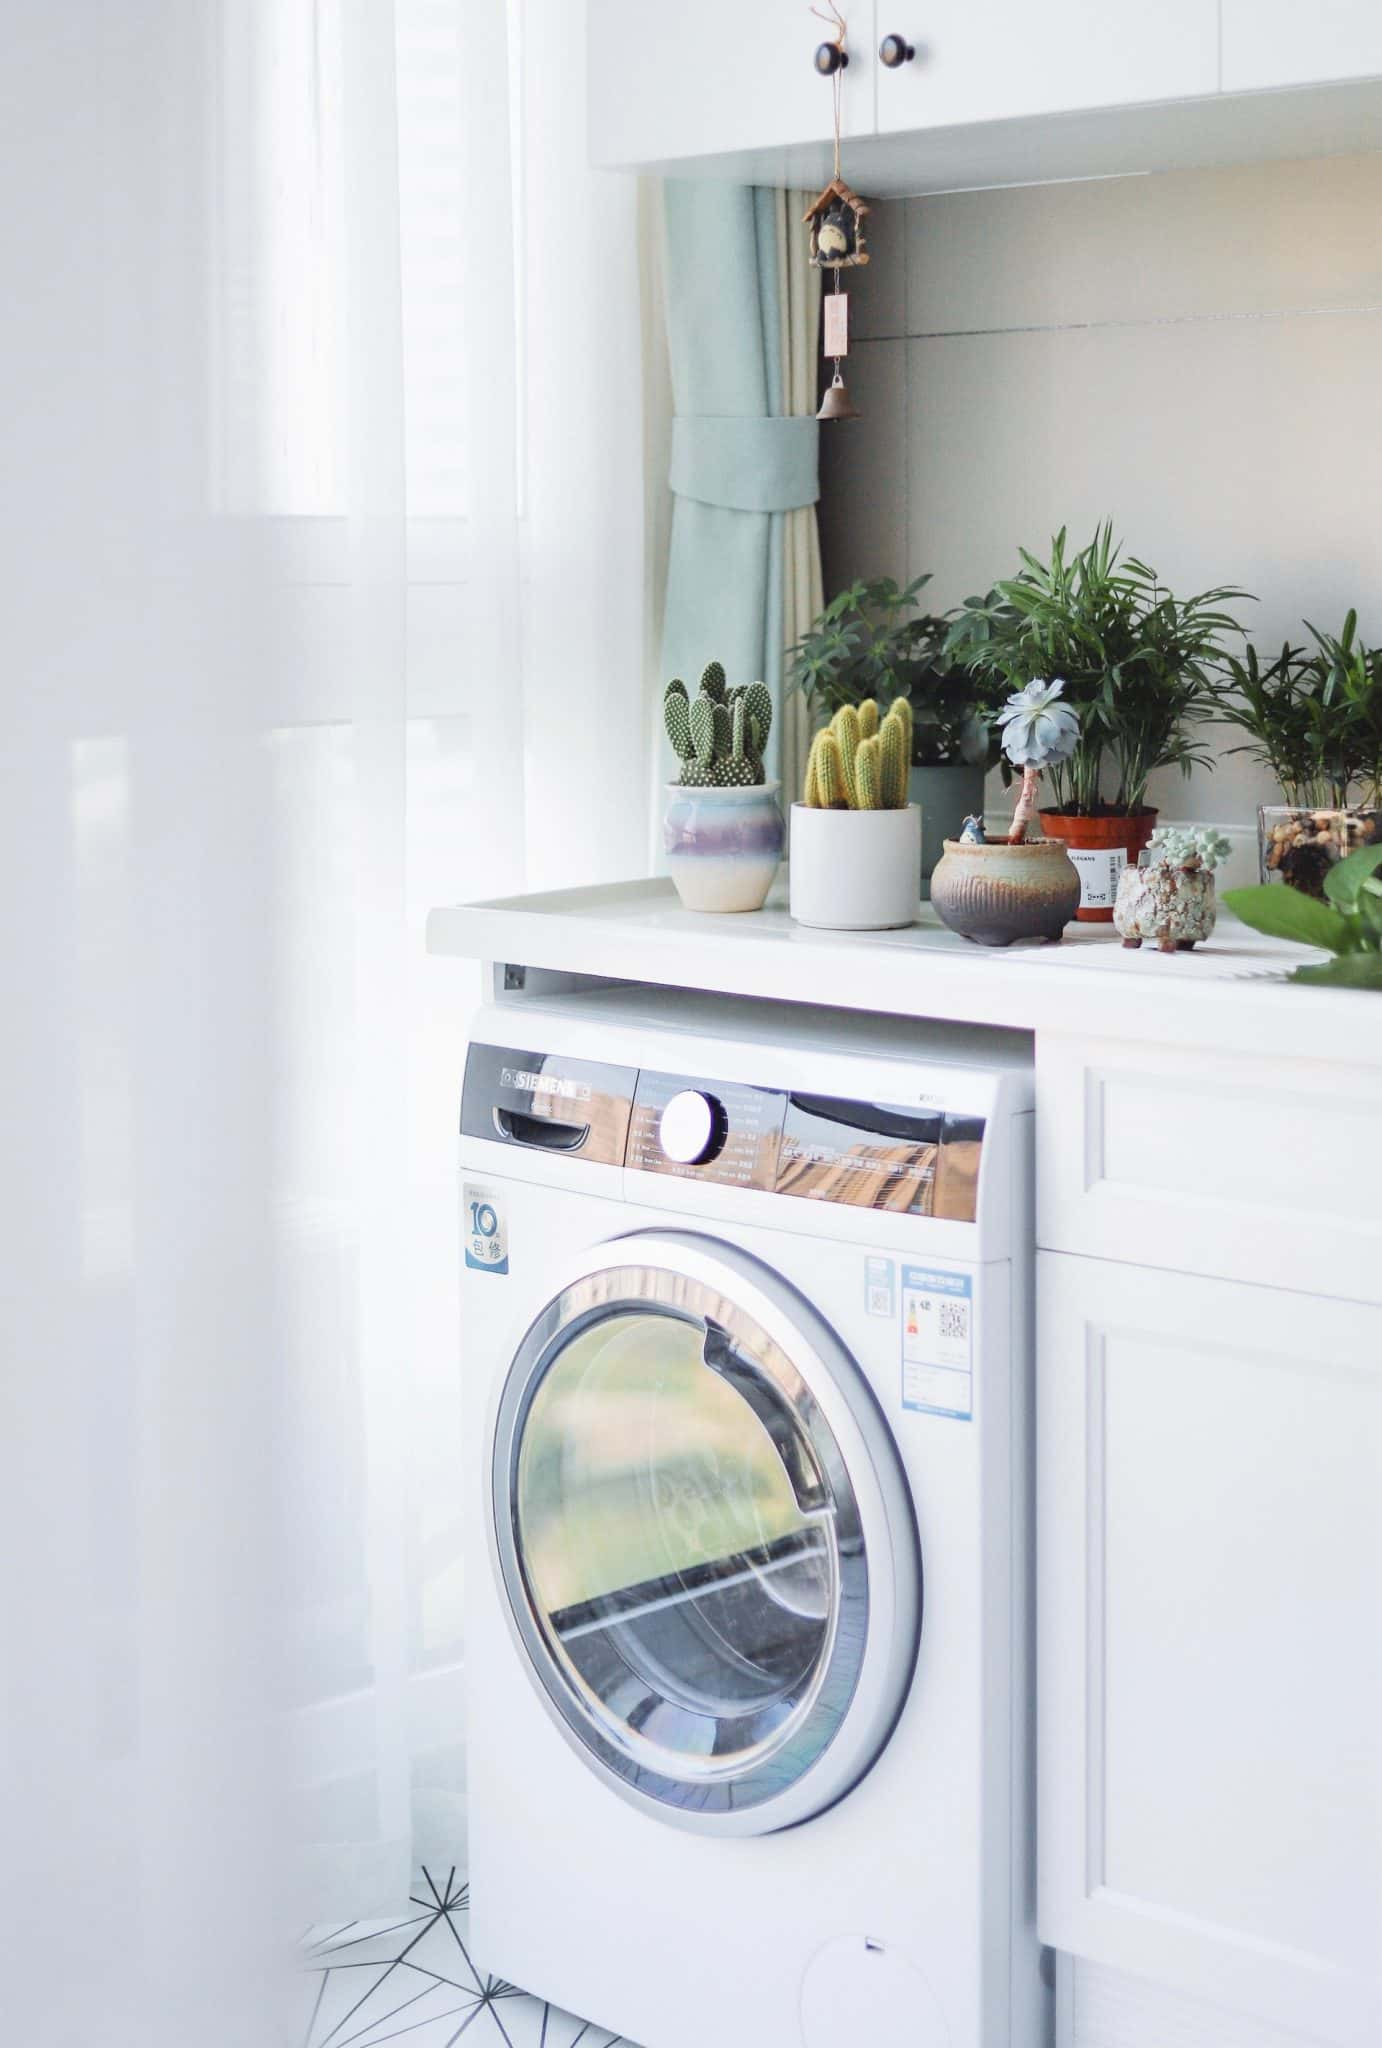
1215,614 -> 1382,899
787,575 -> 997,892
789,697 -> 921,930
947,526 -> 1246,921
929,680 -> 1083,946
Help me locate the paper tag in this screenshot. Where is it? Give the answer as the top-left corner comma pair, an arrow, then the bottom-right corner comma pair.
1067,844 -> 1127,911
823,291 -> 849,358
464,1184 -> 508,1275
901,1265 -> 973,1420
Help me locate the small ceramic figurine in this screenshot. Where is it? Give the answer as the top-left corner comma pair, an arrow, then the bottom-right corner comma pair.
958,814 -> 987,845
1114,826 -> 1232,952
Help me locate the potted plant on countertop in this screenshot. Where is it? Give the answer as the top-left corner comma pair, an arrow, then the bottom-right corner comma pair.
1225,842 -> 1382,991
946,525 -> 1247,921
929,679 -> 1083,947
787,575 -> 998,893
1215,614 -> 1382,900
789,696 -> 921,930
1113,826 -> 1233,953
663,662 -> 784,913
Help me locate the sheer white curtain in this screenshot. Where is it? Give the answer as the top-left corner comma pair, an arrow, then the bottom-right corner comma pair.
1,1 -> 648,2037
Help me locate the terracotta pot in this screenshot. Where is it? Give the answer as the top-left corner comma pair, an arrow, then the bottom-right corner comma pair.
929,837 -> 1081,947
1038,808 -> 1158,922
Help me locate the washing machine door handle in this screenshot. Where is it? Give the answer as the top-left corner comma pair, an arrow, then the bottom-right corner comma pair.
700,1317 -> 831,1518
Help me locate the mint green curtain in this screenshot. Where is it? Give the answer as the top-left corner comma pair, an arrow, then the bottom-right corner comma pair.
661,182 -> 820,784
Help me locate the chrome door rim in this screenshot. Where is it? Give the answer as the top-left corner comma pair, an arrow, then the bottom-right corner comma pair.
488,1229 -> 922,1837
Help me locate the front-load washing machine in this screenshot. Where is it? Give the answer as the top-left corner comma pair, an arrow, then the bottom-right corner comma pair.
457,981 -> 1047,2048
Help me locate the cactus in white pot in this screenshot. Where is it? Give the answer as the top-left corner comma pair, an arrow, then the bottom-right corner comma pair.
790,698 -> 922,930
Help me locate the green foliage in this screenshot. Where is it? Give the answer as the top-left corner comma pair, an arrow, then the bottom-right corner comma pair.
788,575 -> 996,769
945,525 -> 1248,815
665,662 -> 772,787
1225,843 -> 1382,991
1215,613 -> 1382,809
802,698 -> 911,811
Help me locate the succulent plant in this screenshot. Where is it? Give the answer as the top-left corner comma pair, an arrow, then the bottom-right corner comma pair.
664,662 -> 772,787
998,678 -> 1080,844
803,697 -> 912,810
1147,825 -> 1232,872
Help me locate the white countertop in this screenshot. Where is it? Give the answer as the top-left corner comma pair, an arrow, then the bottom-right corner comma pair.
426,876 -> 1381,1068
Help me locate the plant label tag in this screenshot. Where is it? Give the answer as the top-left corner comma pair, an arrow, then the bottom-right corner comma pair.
1068,845 -> 1127,911
464,1185 -> 508,1275
901,1265 -> 973,1420
824,291 -> 849,358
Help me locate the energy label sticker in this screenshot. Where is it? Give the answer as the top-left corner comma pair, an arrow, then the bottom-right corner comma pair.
901,1265 -> 973,1421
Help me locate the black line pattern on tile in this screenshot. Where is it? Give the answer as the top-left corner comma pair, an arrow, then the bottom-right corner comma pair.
302,1865 -> 634,2048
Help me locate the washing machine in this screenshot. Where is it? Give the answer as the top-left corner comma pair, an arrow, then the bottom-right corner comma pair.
457,979 -> 1047,2048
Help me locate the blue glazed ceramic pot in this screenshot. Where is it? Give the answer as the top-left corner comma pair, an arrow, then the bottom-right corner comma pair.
664,780 -> 784,913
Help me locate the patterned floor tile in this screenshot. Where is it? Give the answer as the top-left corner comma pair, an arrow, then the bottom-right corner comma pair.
302,1867 -> 637,2048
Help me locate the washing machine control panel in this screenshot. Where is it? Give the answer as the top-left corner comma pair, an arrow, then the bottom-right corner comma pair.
628,1072 -> 783,1189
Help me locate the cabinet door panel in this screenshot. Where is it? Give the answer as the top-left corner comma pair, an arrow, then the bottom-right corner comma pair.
874,0 -> 1217,135
588,0 -> 875,168
1223,2 -> 1382,93
1039,1254 -> 1382,2045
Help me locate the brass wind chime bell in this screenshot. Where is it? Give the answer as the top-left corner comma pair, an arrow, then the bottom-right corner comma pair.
806,3 -> 871,422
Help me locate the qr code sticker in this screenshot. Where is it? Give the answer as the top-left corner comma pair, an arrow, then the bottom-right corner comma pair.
939,1298 -> 970,1343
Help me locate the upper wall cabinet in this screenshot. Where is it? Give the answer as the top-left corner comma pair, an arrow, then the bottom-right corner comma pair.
873,0 -> 1217,135
1223,0 -> 1382,92
588,0 -> 877,168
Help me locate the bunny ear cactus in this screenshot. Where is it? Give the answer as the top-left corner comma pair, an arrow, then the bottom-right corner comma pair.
665,662 -> 770,787
803,699 -> 913,809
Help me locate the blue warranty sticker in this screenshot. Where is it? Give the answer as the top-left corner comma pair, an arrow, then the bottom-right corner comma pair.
464,1185 -> 508,1275
901,1264 -> 973,1420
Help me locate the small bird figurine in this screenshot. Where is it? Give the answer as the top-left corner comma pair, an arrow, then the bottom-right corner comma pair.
958,814 -> 987,845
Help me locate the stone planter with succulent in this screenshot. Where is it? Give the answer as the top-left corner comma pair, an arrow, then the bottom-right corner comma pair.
947,525 -> 1245,921
929,680 -> 1083,947
1215,613 -> 1382,901
788,575 -> 997,893
663,662 -> 783,913
789,697 -> 921,930
1113,826 -> 1232,953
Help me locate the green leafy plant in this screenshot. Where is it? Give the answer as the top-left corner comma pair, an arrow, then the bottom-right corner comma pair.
803,697 -> 912,811
1225,843 -> 1382,991
946,525 -> 1248,816
664,663 -> 773,787
788,576 -> 996,768
1215,612 -> 1382,809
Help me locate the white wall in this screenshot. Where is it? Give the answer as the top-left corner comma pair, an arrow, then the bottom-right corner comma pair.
818,152 -> 1382,829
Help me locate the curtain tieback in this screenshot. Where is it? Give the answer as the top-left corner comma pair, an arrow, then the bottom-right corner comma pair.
669,415 -> 819,514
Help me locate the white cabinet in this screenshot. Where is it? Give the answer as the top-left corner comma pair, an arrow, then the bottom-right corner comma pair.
874,0 -> 1218,135
587,0 -> 875,168
1038,1252 -> 1382,2046
1223,1 -> 1382,93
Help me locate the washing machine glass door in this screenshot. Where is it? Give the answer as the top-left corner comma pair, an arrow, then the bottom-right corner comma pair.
490,1231 -> 920,1835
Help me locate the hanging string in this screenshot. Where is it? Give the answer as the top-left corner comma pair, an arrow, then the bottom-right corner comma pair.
810,1 -> 846,177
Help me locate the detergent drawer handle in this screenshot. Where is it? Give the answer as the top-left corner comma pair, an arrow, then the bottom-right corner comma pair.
493,1107 -> 591,1152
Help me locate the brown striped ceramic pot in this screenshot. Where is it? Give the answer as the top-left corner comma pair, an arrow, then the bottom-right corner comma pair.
930,836 -> 1082,947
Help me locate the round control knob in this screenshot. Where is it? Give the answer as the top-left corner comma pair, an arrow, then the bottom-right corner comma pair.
658,1090 -> 727,1166
878,32 -> 915,65
814,40 -> 849,75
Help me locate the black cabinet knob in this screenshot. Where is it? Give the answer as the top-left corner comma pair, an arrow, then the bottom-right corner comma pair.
814,41 -> 849,75
879,33 -> 915,66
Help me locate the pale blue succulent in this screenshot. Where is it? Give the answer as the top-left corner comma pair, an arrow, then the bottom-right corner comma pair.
1149,825 -> 1232,872
997,678 -> 1081,770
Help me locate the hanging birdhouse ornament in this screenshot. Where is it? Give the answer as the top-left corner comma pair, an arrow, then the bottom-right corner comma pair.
806,5 -> 871,418
803,176 -> 870,271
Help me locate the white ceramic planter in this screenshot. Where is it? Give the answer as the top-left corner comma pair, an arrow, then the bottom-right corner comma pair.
664,781 -> 784,913
788,803 -> 922,930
